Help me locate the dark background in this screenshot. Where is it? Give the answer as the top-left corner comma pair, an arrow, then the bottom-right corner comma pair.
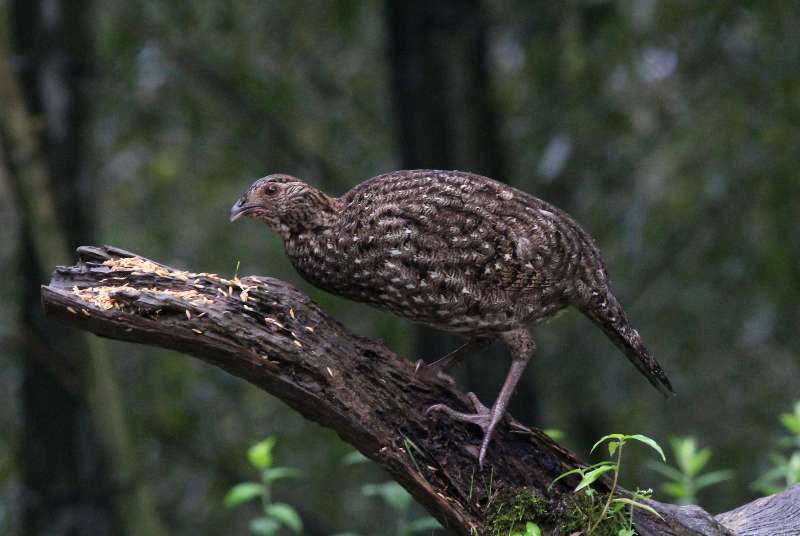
1,1 -> 798,534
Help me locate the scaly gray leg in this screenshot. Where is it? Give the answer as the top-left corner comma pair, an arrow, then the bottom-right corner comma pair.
426,328 -> 535,468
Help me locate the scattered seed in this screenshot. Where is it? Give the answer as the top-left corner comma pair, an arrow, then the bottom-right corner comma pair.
243,304 -> 254,311
125,328 -> 133,332
289,308 -> 295,319
185,310 -> 192,320
227,286 -> 233,296
81,309 -> 90,316
293,340 -> 302,348
326,367 -> 334,377
304,326 -> 314,332
217,288 -> 227,297
265,317 -> 284,329
67,306 -> 77,314
197,312 -> 207,317
192,328 -> 203,335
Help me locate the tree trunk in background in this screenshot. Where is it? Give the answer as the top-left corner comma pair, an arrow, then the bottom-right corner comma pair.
7,2 -> 116,534
5,1 -> 165,534
385,0 -> 539,421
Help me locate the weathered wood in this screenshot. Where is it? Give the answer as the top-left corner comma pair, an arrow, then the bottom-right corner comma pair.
715,485 -> 800,536
41,246 -> 799,535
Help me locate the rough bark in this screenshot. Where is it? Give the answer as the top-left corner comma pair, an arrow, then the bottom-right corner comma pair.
40,246 -> 798,535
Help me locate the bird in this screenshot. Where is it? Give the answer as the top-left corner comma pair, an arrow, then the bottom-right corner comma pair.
230,169 -> 673,467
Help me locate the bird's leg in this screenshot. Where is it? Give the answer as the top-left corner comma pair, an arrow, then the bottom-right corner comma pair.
414,337 -> 493,382
426,329 -> 535,468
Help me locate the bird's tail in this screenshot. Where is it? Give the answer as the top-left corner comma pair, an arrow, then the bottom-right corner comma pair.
577,287 -> 674,398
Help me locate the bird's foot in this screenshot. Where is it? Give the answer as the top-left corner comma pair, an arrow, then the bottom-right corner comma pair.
414,359 -> 456,385
426,392 -> 498,469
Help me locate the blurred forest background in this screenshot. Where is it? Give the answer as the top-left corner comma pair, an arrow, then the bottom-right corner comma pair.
1,0 -> 798,534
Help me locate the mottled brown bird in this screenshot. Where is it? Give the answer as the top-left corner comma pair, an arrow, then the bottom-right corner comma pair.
230,170 -> 673,467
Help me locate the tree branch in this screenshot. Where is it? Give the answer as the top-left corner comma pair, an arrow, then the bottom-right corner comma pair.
41,246 -> 798,535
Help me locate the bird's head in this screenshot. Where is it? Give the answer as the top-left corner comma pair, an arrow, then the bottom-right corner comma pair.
230,174 -> 339,237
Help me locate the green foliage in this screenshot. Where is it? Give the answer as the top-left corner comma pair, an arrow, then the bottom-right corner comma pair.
512,522 -> 542,536
648,436 -> 732,504
486,489 -> 547,536
551,434 -> 665,535
543,429 -> 564,441
225,436 -> 303,535
340,450 -> 441,536
754,401 -> 800,495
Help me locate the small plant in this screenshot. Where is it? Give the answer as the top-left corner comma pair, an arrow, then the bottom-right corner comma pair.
225,436 -> 303,535
511,521 -> 542,536
754,401 -> 800,495
647,436 -> 732,504
337,450 -> 441,536
551,433 -> 665,535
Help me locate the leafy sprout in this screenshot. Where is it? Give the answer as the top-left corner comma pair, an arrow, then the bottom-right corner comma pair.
225,436 -> 303,535
647,436 -> 732,504
551,433 -> 665,535
754,401 -> 800,495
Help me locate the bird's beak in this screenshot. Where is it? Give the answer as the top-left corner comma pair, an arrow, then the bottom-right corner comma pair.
230,199 -> 260,222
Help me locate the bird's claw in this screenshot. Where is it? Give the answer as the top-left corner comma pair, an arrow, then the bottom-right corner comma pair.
426,392 -> 496,469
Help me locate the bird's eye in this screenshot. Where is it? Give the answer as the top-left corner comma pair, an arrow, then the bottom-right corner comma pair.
265,184 -> 279,196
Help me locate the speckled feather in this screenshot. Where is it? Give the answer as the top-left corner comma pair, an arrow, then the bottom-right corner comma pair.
232,169 -> 673,402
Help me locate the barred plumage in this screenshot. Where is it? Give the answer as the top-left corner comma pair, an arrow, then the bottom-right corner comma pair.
231,169 -> 673,467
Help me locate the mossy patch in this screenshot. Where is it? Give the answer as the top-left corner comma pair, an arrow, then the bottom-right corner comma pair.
487,489 -> 631,535
552,491 -> 629,536
486,489 -> 547,535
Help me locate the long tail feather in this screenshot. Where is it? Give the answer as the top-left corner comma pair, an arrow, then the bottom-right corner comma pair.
578,288 -> 674,397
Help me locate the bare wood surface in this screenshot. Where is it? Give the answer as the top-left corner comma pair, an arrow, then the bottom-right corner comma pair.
41,246 -> 799,535
715,485 -> 800,536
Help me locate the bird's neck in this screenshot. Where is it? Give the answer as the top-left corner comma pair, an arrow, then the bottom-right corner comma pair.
275,190 -> 342,240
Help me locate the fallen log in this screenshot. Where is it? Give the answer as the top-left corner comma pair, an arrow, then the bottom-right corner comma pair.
41,245 -> 798,535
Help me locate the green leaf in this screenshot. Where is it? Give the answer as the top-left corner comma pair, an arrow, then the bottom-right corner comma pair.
548,467 -> 586,490
575,464 -> 615,492
646,461 -> 683,481
608,441 -> 619,457
342,450 -> 369,465
362,482 -> 412,513
267,503 -> 303,533
248,437 -> 276,470
543,428 -> 564,441
628,434 -> 666,462
611,501 -> 627,514
780,413 -> 800,435
590,434 -> 626,455
661,482 -> 690,501
224,482 -> 264,507
405,516 -> 442,533
687,447 -> 712,477
525,522 -> 542,536
250,517 -> 280,535
263,467 -> 302,483
694,470 -> 733,490
617,529 -> 636,536
613,498 -> 664,519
